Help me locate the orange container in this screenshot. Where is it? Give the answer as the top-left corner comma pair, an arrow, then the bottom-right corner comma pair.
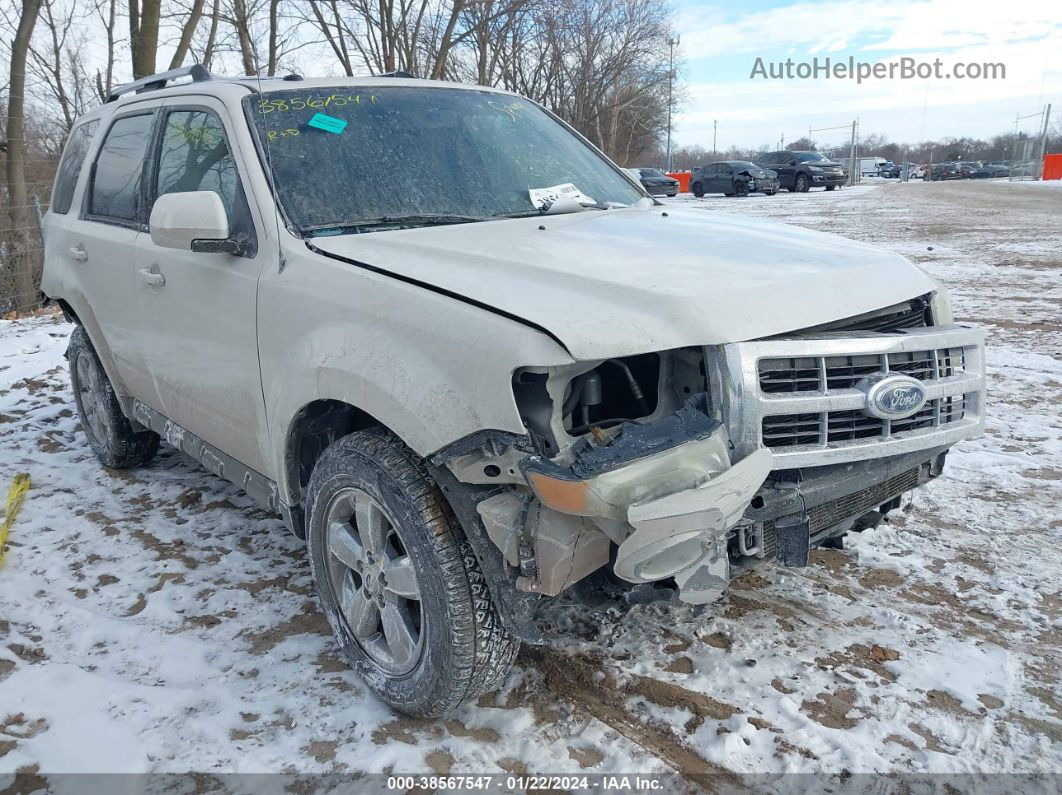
1042,153 -> 1062,180
667,172 -> 691,193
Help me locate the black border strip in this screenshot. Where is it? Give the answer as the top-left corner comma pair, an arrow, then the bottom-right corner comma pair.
305,241 -> 573,356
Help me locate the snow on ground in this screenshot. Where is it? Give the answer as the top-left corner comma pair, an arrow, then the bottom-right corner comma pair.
1,180 -> 1060,787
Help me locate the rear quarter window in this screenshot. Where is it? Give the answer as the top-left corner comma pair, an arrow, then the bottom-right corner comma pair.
50,120 -> 99,215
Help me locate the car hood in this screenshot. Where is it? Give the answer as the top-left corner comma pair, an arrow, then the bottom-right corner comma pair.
308,205 -> 936,360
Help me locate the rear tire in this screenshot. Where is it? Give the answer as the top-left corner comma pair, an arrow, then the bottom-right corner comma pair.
691,182 -> 704,198
305,430 -> 519,717
68,326 -> 159,469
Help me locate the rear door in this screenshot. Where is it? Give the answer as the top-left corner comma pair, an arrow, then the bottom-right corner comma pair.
132,97 -> 271,474
72,108 -> 161,400
718,164 -> 734,193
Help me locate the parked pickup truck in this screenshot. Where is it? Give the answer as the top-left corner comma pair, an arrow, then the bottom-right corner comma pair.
41,66 -> 986,717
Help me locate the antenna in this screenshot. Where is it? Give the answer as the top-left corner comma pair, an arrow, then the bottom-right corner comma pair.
248,16 -> 286,272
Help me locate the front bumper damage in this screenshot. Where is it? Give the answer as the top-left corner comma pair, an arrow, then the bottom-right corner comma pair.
437,393 -> 956,610
466,394 -> 775,604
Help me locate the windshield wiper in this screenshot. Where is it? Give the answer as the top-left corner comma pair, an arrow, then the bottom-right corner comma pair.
304,214 -> 485,235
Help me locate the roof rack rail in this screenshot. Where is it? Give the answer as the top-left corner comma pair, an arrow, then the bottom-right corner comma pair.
106,64 -> 212,103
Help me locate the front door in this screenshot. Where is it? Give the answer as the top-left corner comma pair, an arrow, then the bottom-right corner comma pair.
133,98 -> 271,474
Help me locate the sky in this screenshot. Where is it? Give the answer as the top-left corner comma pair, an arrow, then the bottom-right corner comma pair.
670,0 -> 1062,151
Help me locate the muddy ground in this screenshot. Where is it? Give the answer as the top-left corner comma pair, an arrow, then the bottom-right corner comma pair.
1,180 -> 1060,788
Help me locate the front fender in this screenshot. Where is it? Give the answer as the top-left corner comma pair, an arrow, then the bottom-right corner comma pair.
260,247 -> 573,504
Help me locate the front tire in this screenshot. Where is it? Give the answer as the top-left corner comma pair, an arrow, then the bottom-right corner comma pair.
691,182 -> 704,198
825,184 -> 836,191
794,173 -> 810,192
306,430 -> 519,717
734,181 -> 749,197
68,326 -> 159,469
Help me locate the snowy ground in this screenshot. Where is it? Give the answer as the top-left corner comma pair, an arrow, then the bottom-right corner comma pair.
1,180 -> 1060,788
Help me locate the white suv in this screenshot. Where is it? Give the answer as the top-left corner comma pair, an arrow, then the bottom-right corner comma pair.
41,66 -> 986,716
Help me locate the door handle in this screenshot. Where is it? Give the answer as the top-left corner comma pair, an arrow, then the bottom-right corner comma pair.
137,267 -> 166,288
69,246 -> 88,263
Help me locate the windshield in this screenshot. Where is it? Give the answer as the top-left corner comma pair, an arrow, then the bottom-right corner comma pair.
246,86 -> 644,233
794,152 -> 829,163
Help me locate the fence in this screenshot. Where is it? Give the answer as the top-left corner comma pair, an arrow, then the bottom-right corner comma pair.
2,147 -> 56,317
1,192 -> 47,317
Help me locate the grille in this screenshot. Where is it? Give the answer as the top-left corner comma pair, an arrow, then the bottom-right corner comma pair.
762,396 -> 968,449
763,466 -> 922,541
759,347 -> 965,394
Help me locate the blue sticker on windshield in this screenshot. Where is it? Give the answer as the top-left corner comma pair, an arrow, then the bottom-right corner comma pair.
307,113 -> 347,134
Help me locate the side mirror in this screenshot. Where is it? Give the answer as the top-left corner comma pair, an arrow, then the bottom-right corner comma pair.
150,191 -> 235,253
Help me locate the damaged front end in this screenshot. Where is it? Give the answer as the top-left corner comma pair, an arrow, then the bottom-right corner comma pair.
429,318 -> 984,621
431,350 -> 774,608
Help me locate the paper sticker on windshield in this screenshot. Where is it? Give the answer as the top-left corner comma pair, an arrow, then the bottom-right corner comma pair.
528,183 -> 596,211
307,113 -> 347,134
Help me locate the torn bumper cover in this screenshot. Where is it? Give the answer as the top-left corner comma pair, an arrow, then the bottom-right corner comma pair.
521,394 -> 773,603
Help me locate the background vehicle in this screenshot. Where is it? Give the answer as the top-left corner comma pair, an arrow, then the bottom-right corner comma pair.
756,150 -> 846,192
626,167 -> 679,197
41,66 -> 986,718
971,162 -> 1010,178
691,161 -> 778,197
858,156 -> 887,176
925,162 -> 961,181
957,161 -> 981,179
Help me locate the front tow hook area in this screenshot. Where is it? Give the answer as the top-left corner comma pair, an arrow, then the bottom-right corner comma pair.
614,448 -> 773,604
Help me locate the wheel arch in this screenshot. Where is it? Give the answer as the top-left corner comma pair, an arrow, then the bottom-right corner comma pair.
283,398 -> 393,511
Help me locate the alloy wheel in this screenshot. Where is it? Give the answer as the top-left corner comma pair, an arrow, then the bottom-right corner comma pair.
324,487 -> 424,675
75,352 -> 107,444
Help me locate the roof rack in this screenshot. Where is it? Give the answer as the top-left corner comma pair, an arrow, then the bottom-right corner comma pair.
106,64 -> 212,103
381,70 -> 416,79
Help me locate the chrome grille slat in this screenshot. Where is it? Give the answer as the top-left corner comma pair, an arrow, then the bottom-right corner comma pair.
714,325 -> 987,469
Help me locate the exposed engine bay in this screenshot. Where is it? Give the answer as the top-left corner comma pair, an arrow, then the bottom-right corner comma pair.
433,348 -> 775,606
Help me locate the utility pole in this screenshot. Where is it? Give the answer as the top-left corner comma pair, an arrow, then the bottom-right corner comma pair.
713,119 -> 717,155
1036,103 -> 1052,180
848,119 -> 857,186
665,35 -> 679,172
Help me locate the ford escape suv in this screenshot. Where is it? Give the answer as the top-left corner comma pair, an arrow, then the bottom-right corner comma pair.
41,66 -> 986,717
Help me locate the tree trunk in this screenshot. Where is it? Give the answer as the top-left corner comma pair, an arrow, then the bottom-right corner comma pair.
267,0 -> 280,75
129,0 -> 161,78
232,0 -> 257,75
169,0 -> 206,70
5,0 -> 43,313
203,0 -> 221,68
430,1 -> 465,79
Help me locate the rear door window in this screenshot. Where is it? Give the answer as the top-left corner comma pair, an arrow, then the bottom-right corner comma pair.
51,120 -> 99,214
89,113 -> 156,223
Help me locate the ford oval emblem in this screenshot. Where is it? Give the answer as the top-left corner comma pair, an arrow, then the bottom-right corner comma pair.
858,374 -> 928,419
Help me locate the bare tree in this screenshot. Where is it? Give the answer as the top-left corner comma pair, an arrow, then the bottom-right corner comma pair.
129,0 -> 162,78
169,0 -> 207,69
27,0 -> 100,134
94,0 -> 119,100
4,0 -> 44,311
